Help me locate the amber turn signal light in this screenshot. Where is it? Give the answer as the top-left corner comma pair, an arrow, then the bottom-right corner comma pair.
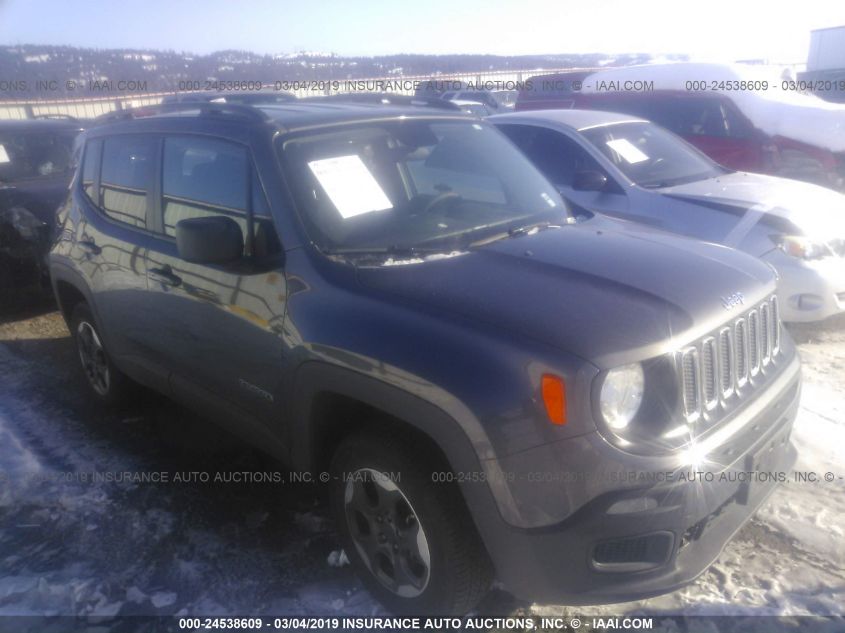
541,374 -> 567,425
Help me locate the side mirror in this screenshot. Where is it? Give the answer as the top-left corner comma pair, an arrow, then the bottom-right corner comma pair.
175,216 -> 243,264
572,170 -> 608,192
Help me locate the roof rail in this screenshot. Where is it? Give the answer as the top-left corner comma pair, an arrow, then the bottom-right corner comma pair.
300,92 -> 464,111
94,101 -> 270,124
161,90 -> 296,105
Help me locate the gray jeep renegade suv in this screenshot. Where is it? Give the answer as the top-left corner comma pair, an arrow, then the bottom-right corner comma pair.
49,99 -> 801,614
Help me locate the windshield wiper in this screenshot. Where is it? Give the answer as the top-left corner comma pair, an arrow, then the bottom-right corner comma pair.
322,244 -> 449,257
640,171 -> 720,189
469,220 -> 561,247
323,218 -> 564,258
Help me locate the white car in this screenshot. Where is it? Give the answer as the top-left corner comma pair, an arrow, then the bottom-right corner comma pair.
493,109 -> 845,322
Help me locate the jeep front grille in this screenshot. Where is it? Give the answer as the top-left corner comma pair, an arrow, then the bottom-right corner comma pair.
717,327 -> 733,397
679,295 -> 781,422
681,348 -> 700,415
701,337 -> 717,408
748,309 -> 760,375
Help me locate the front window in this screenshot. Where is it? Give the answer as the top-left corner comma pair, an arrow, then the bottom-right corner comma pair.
162,136 -> 249,238
581,121 -> 724,188
0,131 -> 75,182
279,119 -> 567,253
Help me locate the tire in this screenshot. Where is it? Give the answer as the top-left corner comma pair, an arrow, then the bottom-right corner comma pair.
70,303 -> 135,407
331,429 -> 493,615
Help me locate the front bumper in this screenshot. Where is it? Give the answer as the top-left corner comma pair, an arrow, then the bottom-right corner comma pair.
764,249 -> 845,323
475,356 -> 801,604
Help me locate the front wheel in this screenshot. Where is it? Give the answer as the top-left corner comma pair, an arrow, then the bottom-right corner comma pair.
331,430 -> 493,614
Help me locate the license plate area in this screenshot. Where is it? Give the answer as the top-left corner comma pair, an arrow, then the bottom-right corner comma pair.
737,434 -> 784,505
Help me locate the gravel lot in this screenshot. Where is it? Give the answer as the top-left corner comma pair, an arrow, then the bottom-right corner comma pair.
0,287 -> 843,629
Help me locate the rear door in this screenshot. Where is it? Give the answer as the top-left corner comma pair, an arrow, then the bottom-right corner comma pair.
142,134 -> 287,422
71,135 -> 158,369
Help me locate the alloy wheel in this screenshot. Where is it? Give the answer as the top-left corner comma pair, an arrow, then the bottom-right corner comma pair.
76,320 -> 110,396
344,468 -> 431,597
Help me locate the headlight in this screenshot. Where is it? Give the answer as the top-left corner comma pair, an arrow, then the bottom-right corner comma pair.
599,363 -> 644,430
776,235 -> 833,260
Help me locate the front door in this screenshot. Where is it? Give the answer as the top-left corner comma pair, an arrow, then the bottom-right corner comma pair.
142,134 -> 287,423
498,124 -> 630,219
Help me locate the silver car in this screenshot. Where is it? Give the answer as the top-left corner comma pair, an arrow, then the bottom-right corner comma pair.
493,109 -> 845,322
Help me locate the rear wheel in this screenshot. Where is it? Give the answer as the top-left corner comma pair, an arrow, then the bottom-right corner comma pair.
70,303 -> 134,406
331,430 -> 493,614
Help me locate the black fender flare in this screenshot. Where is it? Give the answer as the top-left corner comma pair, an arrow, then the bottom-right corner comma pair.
289,360 -> 486,474
287,360 -> 519,540
48,261 -> 108,342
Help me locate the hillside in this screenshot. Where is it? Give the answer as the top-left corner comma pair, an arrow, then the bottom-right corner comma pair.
0,45 -> 687,98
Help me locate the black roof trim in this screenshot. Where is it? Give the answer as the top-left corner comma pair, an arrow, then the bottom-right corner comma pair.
94,101 -> 270,124
299,92 -> 463,111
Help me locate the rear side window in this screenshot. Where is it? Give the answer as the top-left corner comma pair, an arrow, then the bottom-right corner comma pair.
665,98 -> 731,138
162,136 -> 248,238
100,136 -> 156,229
81,139 -> 101,203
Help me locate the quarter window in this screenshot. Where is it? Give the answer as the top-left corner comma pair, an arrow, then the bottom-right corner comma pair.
100,136 -> 156,229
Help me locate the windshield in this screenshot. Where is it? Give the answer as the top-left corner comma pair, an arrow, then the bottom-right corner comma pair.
580,121 -> 723,188
279,119 -> 568,253
0,131 -> 76,182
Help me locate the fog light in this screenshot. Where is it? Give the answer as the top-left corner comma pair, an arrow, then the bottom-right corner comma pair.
793,293 -> 823,311
607,497 -> 658,515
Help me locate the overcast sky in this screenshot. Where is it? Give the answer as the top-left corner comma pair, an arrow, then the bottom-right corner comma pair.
0,0 -> 842,62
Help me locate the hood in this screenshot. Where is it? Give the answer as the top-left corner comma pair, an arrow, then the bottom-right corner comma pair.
355,222 -> 775,368
660,171 -> 845,243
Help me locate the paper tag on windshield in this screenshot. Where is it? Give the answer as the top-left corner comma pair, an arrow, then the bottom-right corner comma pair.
308,154 -> 392,219
606,138 -> 648,164
0,144 -> 10,164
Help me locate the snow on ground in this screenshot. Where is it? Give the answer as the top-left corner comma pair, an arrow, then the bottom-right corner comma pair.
0,311 -> 384,618
0,302 -> 843,629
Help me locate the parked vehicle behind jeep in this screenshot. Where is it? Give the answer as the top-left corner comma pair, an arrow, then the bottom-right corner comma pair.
519,63 -> 845,191
440,89 -> 507,112
493,109 -> 845,323
0,117 -> 82,288
50,100 -> 800,614
515,70 -> 593,111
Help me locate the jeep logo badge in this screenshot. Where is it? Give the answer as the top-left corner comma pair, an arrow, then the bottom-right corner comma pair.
721,292 -> 745,310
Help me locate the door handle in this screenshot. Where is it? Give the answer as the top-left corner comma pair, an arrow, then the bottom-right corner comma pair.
149,265 -> 182,287
78,240 -> 101,255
